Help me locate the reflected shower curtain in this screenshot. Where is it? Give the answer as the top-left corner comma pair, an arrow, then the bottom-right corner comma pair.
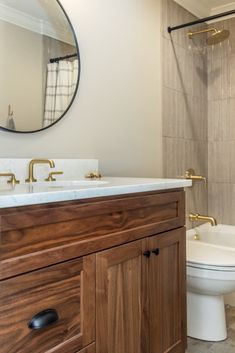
43,59 -> 78,127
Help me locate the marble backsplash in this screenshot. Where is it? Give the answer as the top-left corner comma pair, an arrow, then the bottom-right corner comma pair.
0,159 -> 98,183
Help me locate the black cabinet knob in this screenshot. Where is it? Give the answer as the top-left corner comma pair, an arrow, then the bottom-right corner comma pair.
143,250 -> 151,258
152,248 -> 160,256
28,309 -> 59,330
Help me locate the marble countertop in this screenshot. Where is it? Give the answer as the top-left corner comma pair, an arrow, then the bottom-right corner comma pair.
0,177 -> 192,208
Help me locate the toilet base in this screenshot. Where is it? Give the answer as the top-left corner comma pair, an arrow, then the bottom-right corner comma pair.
187,291 -> 227,341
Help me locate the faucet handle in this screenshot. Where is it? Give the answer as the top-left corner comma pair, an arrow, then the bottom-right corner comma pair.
45,171 -> 63,182
184,168 -> 207,187
85,171 -> 102,179
0,172 -> 20,185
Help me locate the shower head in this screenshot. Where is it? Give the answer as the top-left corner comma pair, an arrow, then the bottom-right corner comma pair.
206,29 -> 230,45
188,27 -> 230,45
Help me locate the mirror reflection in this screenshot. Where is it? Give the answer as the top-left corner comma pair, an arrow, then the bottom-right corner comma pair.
0,0 -> 79,133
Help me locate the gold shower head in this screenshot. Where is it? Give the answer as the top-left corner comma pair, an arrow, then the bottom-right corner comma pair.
206,29 -> 230,45
188,27 -> 230,45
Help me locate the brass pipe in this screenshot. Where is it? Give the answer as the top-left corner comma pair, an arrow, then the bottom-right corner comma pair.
188,28 -> 217,38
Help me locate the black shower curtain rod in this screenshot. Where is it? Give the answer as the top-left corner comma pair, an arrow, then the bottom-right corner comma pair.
168,9 -> 235,33
50,53 -> 77,63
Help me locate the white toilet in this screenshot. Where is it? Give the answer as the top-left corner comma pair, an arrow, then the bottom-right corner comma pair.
187,225 -> 235,341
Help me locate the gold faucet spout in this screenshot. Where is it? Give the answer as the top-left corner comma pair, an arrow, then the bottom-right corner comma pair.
189,213 -> 217,226
25,159 -> 55,183
185,169 -> 207,187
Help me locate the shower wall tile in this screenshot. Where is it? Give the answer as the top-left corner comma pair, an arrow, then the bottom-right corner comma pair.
162,0 -> 208,229
207,17 -> 235,225
192,52 -> 207,98
208,183 -> 233,225
184,95 -> 207,141
229,54 -> 235,98
161,0 -> 196,48
162,87 -> 185,138
208,141 -> 232,183
163,38 -> 193,94
208,54 -> 230,101
229,142 -> 235,183
228,98 -> 235,140
163,137 -> 186,178
208,99 -> 229,141
186,182 -> 208,228
185,140 -> 208,176
163,5 -> 235,227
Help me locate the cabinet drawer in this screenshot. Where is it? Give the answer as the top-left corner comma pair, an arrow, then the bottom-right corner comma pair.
0,190 -> 185,279
0,256 -> 95,353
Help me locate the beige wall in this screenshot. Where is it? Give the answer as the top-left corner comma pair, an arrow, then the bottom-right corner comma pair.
162,0 -> 208,228
0,20 -> 43,131
0,0 -> 163,178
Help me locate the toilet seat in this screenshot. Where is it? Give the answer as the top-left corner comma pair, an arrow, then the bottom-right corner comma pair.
187,261 -> 235,272
187,240 -> 235,267
187,262 -> 235,281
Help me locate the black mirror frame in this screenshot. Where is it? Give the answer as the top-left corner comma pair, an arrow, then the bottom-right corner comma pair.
0,0 -> 80,134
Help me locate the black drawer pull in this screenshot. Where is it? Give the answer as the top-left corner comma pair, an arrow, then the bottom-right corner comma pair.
152,248 -> 160,256
28,309 -> 59,330
143,250 -> 151,258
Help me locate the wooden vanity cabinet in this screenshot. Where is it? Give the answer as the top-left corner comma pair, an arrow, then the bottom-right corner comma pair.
0,189 -> 186,353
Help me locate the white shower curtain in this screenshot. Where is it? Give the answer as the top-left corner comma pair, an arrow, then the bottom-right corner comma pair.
43,59 -> 78,127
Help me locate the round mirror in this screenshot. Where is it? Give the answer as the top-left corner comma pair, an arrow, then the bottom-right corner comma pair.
0,0 -> 80,133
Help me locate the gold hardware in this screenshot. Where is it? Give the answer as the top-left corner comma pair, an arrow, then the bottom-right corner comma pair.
45,171 -> 63,182
188,28 -> 219,38
85,171 -> 102,179
0,172 -> 20,185
185,169 -> 207,187
188,28 -> 230,46
25,159 -> 55,183
189,213 -> 217,227
194,229 -> 200,241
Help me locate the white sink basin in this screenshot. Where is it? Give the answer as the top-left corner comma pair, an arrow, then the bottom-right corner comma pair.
25,180 -> 109,187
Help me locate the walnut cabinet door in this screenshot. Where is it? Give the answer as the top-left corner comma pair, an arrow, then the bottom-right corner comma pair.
148,228 -> 186,353
96,239 -> 149,353
96,228 -> 186,353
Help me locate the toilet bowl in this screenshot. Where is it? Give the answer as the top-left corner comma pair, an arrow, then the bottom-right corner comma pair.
187,223 -> 235,341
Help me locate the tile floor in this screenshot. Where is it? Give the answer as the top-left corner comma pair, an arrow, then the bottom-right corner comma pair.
187,306 -> 235,353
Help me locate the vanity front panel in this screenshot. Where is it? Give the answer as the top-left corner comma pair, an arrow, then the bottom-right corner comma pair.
0,190 -> 185,279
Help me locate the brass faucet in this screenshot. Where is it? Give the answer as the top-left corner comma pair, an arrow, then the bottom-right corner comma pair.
25,159 -> 55,183
0,172 -> 20,185
184,169 -> 207,186
189,213 -> 217,226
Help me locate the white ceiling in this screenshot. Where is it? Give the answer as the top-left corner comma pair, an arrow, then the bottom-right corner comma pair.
0,0 -> 75,45
174,0 -> 235,19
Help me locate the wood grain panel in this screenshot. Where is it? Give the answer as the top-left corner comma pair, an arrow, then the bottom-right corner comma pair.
96,240 -> 148,353
148,228 -> 186,353
0,256 -> 95,353
0,190 -> 185,279
76,343 -> 95,353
